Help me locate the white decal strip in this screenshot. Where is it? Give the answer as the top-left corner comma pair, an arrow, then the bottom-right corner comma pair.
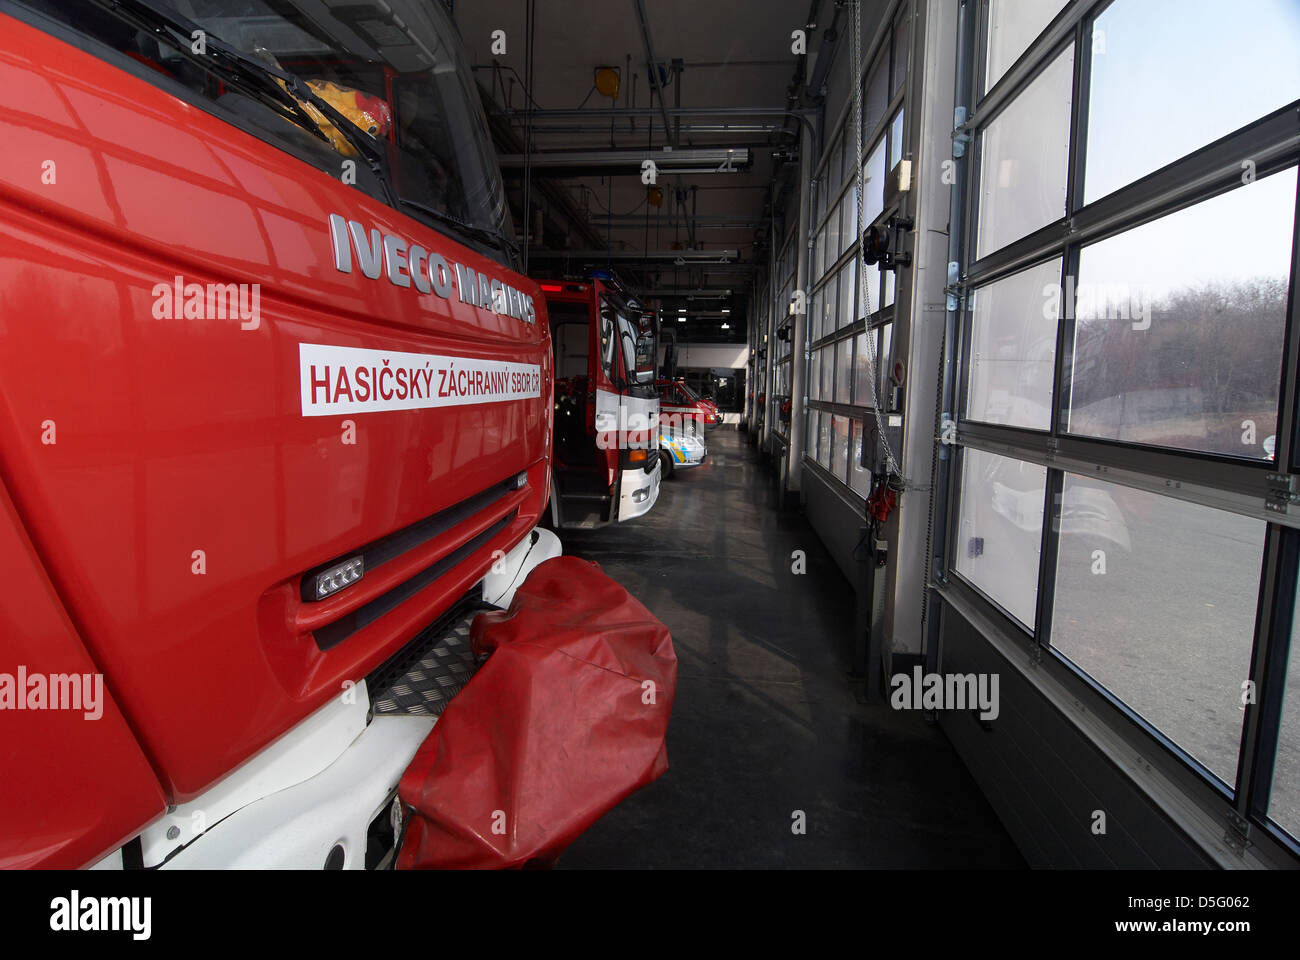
299,342 -> 540,417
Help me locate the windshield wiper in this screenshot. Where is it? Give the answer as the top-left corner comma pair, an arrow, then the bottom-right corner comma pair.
85,1 -> 518,266
86,0 -> 395,204
398,198 -> 519,263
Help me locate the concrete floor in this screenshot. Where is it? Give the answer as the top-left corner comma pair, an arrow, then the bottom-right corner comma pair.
557,427 -> 1025,868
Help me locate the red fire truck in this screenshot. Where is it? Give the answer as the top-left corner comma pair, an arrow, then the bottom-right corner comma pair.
658,377 -> 722,437
541,275 -> 661,529
0,0 -> 570,869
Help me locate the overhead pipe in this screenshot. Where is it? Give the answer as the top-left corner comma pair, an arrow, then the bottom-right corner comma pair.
588,216 -> 763,227
803,0 -> 846,104
500,105 -> 816,134
528,249 -> 740,261
632,0 -> 676,148
497,147 -> 751,169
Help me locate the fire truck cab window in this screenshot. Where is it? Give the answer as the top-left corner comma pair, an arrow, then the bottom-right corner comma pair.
598,300 -> 618,380
20,0 -> 511,259
547,301 -> 591,381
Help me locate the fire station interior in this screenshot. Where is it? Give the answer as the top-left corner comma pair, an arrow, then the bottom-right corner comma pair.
464,0 -> 1300,870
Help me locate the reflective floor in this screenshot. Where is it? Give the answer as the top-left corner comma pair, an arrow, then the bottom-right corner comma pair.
558,427 -> 1025,868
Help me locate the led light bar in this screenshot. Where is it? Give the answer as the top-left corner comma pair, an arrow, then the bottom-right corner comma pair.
315,556 -> 364,600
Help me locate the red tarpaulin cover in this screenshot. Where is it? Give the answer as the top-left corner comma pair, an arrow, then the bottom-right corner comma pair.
396,556 -> 677,869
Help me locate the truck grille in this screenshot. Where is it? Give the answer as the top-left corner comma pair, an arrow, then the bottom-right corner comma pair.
289,471 -> 530,653
313,513 -> 514,651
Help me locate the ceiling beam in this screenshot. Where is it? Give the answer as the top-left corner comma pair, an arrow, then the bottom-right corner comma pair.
527,248 -> 740,262
501,106 -> 816,133
497,147 -> 750,170
639,288 -> 734,297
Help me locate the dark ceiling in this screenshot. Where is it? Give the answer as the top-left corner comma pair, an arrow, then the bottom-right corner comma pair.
453,0 -> 858,342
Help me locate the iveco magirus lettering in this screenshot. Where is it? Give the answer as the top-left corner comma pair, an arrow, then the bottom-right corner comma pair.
327,214 -> 535,322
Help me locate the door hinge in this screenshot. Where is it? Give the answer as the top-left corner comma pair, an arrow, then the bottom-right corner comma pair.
952,106 -> 971,158
1223,810 -> 1251,857
944,260 -> 964,312
1265,472 -> 1296,515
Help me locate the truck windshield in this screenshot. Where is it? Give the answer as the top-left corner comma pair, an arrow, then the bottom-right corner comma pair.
39,0 -> 513,262
678,381 -> 703,402
617,311 -> 656,391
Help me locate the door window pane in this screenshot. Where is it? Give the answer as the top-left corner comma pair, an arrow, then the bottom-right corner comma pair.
825,203 -> 841,267
854,330 -> 874,407
810,287 -> 824,343
864,52 -> 889,138
817,412 -> 833,468
839,260 -> 858,330
976,44 -> 1073,258
890,109 -> 905,168
877,322 -> 895,406
954,448 -> 1046,628
863,138 -> 887,229
821,276 -> 838,341
862,260 -> 884,317
809,350 -> 821,401
984,0 -> 1070,93
835,339 -> 852,405
831,415 -> 850,480
850,419 -> 872,496
1267,598 -> 1300,839
1052,475 -> 1265,787
1067,167 -> 1296,459
966,258 -> 1060,430
839,192 -> 858,261
807,409 -> 820,461
892,10 -> 910,94
820,342 -> 835,399
1084,0 -> 1300,204
826,132 -> 843,201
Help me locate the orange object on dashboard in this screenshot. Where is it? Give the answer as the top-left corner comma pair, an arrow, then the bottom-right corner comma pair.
306,79 -> 392,141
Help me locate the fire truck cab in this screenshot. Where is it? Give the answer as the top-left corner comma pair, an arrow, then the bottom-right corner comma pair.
0,0 -> 566,869
658,377 -> 721,437
543,276 -> 661,529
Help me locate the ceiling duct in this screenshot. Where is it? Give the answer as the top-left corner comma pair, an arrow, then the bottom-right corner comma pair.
498,147 -> 751,173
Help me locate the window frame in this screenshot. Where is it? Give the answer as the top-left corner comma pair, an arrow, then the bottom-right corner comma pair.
941,0 -> 1300,858
803,1 -> 910,504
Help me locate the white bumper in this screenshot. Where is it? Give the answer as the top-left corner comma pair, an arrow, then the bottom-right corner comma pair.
617,459 -> 661,521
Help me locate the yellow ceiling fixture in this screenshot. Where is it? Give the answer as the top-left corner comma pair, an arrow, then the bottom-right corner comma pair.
594,66 -> 621,100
